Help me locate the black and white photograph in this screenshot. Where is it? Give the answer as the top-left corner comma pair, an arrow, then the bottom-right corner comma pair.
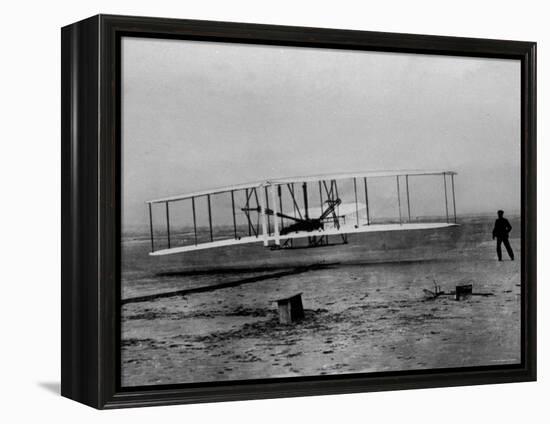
1,0 -> 544,420
120,36 -> 522,387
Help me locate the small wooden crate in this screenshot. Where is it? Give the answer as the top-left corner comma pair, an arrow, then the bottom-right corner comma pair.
273,293 -> 304,324
455,284 -> 473,300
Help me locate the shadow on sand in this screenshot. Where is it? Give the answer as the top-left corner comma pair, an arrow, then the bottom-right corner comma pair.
155,257 -> 447,278
123,264 -> 330,305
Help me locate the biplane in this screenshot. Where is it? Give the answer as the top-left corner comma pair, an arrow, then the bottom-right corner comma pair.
145,171 -> 459,268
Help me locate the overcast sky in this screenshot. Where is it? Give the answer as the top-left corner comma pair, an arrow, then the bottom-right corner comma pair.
122,37 -> 520,230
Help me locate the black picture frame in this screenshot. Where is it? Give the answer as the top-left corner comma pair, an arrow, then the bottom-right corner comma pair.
61,14 -> 536,409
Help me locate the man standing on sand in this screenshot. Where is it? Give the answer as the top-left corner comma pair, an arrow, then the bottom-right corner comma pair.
492,210 -> 514,261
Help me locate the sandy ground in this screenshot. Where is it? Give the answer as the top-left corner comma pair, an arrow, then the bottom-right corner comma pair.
121,217 -> 521,387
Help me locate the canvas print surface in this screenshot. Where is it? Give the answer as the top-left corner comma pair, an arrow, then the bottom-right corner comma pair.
120,37 -> 521,387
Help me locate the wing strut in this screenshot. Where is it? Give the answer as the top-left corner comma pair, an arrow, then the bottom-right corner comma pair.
259,188 -> 268,246
396,176 -> 402,225
406,175 -> 411,222
451,174 -> 457,223
353,177 -> 359,227
364,177 -> 370,225
191,197 -> 197,245
207,194 -> 213,242
278,185 -> 284,229
245,189 -> 251,236
264,186 -> 271,235
270,185 -> 280,246
302,182 -> 309,219
148,203 -> 154,251
231,190 -> 237,239
165,202 -> 171,248
443,172 -> 449,223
